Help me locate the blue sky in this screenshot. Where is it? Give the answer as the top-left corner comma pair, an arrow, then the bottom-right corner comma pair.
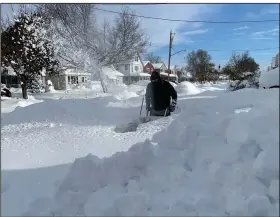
2,3 -> 279,70
92,3 -> 279,70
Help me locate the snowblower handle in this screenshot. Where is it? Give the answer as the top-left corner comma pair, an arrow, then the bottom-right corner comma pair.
140,95 -> 144,116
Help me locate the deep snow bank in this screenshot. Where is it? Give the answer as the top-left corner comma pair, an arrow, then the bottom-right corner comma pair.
176,81 -> 202,95
21,88 -> 279,216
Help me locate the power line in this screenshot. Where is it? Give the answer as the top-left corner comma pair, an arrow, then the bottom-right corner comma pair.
152,44 -> 279,52
94,7 -> 279,24
202,47 -> 279,52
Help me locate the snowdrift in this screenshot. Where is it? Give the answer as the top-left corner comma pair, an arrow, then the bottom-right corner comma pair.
176,81 -> 202,95
259,67 -> 279,88
1,95 -> 43,114
9,88 -> 278,216
1,96 -> 142,127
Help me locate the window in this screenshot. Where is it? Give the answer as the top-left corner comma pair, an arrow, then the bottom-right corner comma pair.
82,77 -> 85,82
125,64 -> 129,70
68,76 -> 78,84
135,57 -> 138,62
135,66 -> 139,71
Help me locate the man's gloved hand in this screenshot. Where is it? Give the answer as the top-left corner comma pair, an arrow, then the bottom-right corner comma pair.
146,107 -> 151,111
169,99 -> 177,112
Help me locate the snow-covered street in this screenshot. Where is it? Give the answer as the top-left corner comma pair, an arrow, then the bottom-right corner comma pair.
1,81 -> 279,216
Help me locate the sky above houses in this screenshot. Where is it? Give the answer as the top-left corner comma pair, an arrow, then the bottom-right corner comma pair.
2,3 -> 279,71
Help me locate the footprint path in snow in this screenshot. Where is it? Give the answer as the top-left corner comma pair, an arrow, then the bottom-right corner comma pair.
1,115 -> 173,170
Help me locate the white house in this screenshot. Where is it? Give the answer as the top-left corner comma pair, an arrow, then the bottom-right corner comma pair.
102,65 -> 124,85
115,54 -> 149,84
50,68 -> 91,90
153,63 -> 167,73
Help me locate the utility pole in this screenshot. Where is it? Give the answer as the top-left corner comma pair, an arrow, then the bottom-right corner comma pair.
167,30 -> 174,81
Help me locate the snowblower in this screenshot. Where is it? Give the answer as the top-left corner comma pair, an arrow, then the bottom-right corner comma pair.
114,95 -> 152,133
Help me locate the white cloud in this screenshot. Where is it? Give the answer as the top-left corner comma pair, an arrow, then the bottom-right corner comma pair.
233,32 -> 246,36
250,28 -> 279,40
251,36 -> 273,40
95,4 -> 222,53
246,4 -> 279,18
181,29 -> 209,35
252,28 -> 279,36
233,26 -> 249,31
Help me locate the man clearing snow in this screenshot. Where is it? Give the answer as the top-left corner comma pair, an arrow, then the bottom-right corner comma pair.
145,71 -> 177,117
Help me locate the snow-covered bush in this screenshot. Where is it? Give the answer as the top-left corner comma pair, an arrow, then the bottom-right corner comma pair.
29,75 -> 45,93
223,52 -> 260,91
228,71 -> 260,91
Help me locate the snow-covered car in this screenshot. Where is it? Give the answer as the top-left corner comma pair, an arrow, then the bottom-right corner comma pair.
259,67 -> 279,89
1,84 -> 12,98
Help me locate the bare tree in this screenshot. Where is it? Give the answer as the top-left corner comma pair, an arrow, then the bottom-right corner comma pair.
186,49 -> 215,81
145,52 -> 162,63
38,4 -> 149,92
92,6 -> 149,66
223,51 -> 259,80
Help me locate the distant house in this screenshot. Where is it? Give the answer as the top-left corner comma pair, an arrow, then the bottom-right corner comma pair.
153,63 -> 167,73
115,54 -> 143,76
115,54 -> 151,84
160,72 -> 177,82
1,67 -> 19,88
143,61 -> 154,74
50,68 -> 91,90
102,65 -> 124,85
1,66 -> 46,88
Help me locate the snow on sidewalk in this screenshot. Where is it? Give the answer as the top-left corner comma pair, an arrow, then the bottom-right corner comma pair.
2,87 -> 279,216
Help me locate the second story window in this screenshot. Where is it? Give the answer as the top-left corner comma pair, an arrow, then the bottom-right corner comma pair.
135,57 -> 138,62
125,64 -> 129,70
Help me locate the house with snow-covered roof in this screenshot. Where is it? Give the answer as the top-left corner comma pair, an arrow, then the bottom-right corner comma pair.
50,67 -> 91,90
153,63 -> 167,73
114,54 -> 150,85
1,66 -> 46,88
102,65 -> 124,85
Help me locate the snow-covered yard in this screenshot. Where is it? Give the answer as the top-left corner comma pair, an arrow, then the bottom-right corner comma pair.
1,81 -> 278,216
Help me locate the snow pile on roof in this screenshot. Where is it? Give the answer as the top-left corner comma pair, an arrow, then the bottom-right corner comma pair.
142,61 -> 150,66
102,66 -> 124,79
176,81 -> 202,95
61,68 -> 91,76
259,67 -> 279,88
2,66 -> 17,76
5,88 -> 278,216
153,63 -> 163,69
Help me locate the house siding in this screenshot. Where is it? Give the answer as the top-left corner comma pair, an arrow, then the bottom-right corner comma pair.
143,62 -> 154,74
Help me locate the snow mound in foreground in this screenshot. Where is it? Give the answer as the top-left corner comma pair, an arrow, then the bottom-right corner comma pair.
176,81 -> 202,95
23,89 -> 279,216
